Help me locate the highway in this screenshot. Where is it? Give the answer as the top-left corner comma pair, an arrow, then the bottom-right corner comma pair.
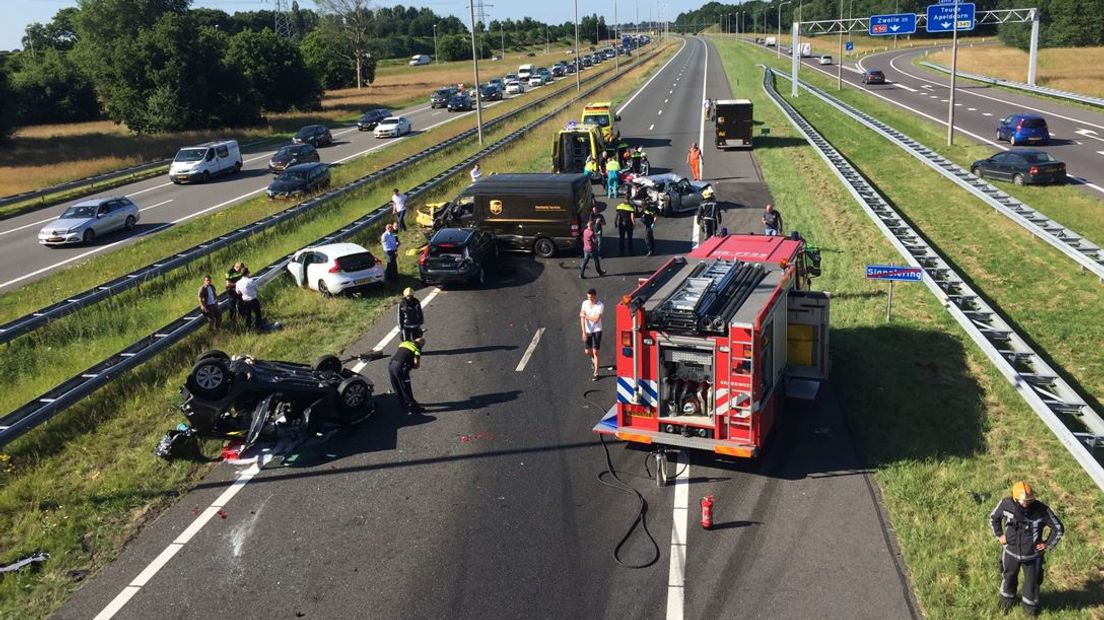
781,42 -> 1104,198
0,84 -> 556,293
57,38 -> 916,620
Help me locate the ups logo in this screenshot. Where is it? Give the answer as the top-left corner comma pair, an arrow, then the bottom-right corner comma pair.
489,199 -> 503,215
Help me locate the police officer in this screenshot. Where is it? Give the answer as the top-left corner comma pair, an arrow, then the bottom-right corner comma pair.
697,188 -> 721,239
641,200 -> 658,256
614,200 -> 636,256
389,337 -> 425,413
989,481 -> 1063,616
224,262 -> 246,322
397,287 -> 424,341
630,146 -> 647,175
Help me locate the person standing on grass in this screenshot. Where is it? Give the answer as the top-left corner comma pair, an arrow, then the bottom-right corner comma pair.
762,202 -> 783,236
580,220 -> 606,279
381,223 -> 399,282
391,188 -> 408,231
990,481 -> 1063,616
470,162 -> 482,183
224,262 -> 246,322
198,275 -> 221,330
687,142 -> 703,181
579,288 -> 604,381
235,267 -> 263,330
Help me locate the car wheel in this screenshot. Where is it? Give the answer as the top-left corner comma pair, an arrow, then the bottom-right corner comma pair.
472,267 -> 485,286
533,237 -> 556,258
337,377 -> 371,413
196,349 -> 230,364
1009,135 -> 1017,146
201,171 -> 210,183
318,280 -> 333,298
234,161 -> 243,173
124,215 -> 136,230
971,166 -> 983,179
1013,173 -> 1025,186
82,229 -> 95,245
996,130 -> 1003,142
313,354 -> 343,374
187,358 -> 232,399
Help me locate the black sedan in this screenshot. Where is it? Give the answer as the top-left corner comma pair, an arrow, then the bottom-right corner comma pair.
970,149 -> 1067,186
356,108 -> 391,131
479,84 -> 503,101
861,70 -> 886,85
267,143 -> 320,174
293,124 -> 334,147
447,94 -> 474,112
418,228 -> 498,286
267,162 -> 331,199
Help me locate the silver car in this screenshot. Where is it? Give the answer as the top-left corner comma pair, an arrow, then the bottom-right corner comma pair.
631,174 -> 713,215
374,116 -> 412,138
38,197 -> 140,246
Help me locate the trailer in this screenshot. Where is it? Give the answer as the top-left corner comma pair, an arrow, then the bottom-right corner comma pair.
714,99 -> 754,149
593,234 -> 828,458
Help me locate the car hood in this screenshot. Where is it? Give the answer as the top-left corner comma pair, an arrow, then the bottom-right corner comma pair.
270,153 -> 294,164
42,218 -> 90,232
268,179 -> 306,193
376,125 -> 399,132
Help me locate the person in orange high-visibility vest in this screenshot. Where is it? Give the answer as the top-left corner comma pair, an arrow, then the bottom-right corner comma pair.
687,142 -> 703,181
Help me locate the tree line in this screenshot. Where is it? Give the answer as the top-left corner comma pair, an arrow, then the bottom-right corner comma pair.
675,0 -> 1104,50
0,0 -> 607,137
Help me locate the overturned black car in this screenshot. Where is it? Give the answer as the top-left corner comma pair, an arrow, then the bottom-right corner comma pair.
178,350 -> 383,442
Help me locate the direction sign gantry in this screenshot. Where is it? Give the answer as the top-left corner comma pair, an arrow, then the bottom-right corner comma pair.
869,13 -> 917,37
926,3 -> 975,33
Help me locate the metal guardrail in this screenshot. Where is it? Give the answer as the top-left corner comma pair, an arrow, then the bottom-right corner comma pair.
761,67 -> 1104,493
0,56 -> 634,347
920,61 -> 1104,109
0,159 -> 171,210
0,43 -> 671,448
770,70 -> 1104,283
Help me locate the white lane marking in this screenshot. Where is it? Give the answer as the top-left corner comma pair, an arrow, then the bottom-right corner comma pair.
669,90 -> 674,94
665,451 -> 690,620
665,98 -> 669,103
515,327 -> 545,371
1097,151 -> 1104,156
1076,129 -> 1104,143
351,287 -> 443,374
1,199 -> 173,236
967,107 -> 977,111
892,82 -> 918,92
889,53 -> 1104,132
921,84 -> 933,90
618,39 -> 688,115
649,124 -> 655,131
983,112 -> 993,117
99,283 -> 444,618
940,99 -> 949,103
128,182 -> 173,197
698,38 -> 708,179
658,110 -> 663,115
929,95 -> 939,99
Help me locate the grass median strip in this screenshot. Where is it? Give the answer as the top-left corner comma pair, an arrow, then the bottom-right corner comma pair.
713,38 -> 1104,618
0,43 -> 677,619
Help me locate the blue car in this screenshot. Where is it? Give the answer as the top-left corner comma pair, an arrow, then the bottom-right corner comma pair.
997,113 -> 1050,146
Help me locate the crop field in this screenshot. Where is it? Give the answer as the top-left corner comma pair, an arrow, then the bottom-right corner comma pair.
928,44 -> 1104,97
714,37 -> 1104,618
0,42 -> 678,618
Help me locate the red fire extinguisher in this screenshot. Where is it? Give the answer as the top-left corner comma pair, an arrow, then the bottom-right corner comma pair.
700,495 -> 715,529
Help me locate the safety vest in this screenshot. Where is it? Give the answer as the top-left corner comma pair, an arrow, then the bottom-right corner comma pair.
607,159 -> 621,172
398,340 -> 422,356
616,202 -> 635,213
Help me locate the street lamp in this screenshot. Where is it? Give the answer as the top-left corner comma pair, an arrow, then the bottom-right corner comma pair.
467,1 -> 484,144
575,0 -> 581,92
777,0 -> 792,59
433,24 -> 439,65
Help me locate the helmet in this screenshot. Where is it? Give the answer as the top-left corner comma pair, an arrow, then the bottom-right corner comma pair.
702,188 -> 714,199
1011,481 -> 1035,502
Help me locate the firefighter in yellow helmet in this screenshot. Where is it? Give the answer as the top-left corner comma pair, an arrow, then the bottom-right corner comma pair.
989,481 -> 1063,615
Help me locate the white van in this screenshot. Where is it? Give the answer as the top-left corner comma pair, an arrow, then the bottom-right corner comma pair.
517,64 -> 535,80
409,54 -> 431,66
169,140 -> 242,184
765,36 -> 777,47
799,43 -> 812,57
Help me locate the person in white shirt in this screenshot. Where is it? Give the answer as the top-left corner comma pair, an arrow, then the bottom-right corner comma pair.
579,288 -> 604,381
391,188 -> 408,231
235,267 -> 263,329
381,223 -> 399,281
470,162 -> 482,183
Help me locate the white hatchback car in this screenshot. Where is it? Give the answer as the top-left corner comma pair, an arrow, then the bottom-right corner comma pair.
287,243 -> 385,296
374,116 -> 412,138
818,55 -> 833,65
505,80 -> 525,95
527,76 -> 543,88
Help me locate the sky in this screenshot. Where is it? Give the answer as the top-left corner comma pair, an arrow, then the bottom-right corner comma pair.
3,0 -> 696,51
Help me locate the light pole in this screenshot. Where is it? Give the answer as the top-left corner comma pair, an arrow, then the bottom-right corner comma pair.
467,0 -> 484,144
836,0 -> 844,90
614,0 -> 619,71
433,24 -> 439,64
777,0 -> 792,58
575,0 -> 581,92
947,0 -> 961,146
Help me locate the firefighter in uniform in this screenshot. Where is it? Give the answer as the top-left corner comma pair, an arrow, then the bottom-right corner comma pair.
641,200 -> 658,256
389,337 -> 425,413
614,200 -> 636,256
697,188 -> 721,239
989,481 -> 1063,615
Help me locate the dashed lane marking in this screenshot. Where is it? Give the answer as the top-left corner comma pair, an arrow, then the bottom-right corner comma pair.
515,327 -> 545,371
649,124 -> 655,131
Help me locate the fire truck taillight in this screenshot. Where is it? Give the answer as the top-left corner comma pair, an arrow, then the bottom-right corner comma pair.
621,331 -> 632,347
623,403 -> 654,418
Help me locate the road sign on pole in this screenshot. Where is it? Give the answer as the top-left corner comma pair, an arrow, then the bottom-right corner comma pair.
926,3 -> 975,33
845,40 -> 854,52
868,13 -> 917,36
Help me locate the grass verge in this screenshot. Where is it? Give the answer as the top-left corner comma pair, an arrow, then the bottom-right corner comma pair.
713,37 -> 1104,618
927,44 -> 1104,99
0,42 -> 678,619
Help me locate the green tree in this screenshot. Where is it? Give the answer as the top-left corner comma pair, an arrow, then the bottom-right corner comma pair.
314,0 -> 375,88
437,33 -> 469,61
301,28 -> 354,88
0,66 -> 13,140
225,28 -> 321,112
11,48 -> 100,124
21,7 -> 80,57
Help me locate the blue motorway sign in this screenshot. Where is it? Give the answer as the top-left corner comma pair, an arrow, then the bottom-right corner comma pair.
869,13 -> 917,36
845,40 -> 854,51
865,265 -> 924,282
926,2 -> 975,33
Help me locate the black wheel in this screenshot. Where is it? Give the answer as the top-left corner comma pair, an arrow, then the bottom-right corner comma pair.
313,354 -> 343,374
533,237 -> 556,258
124,215 -> 136,230
1013,174 -> 1025,186
996,130 -> 1002,142
971,167 -> 983,179
187,358 -> 232,399
661,204 -> 672,217
318,280 -> 333,298
196,349 -> 229,364
234,161 -> 243,173
201,171 -> 210,183
337,377 -> 371,412
82,229 -> 95,245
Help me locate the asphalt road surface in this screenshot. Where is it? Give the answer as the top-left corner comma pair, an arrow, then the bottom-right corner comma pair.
0,80 -> 567,293
58,38 -> 917,620
778,41 -> 1104,199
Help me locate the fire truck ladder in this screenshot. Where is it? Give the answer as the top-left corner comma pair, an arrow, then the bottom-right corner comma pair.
762,67 -> 1104,492
651,259 -> 765,333
770,69 -> 1104,283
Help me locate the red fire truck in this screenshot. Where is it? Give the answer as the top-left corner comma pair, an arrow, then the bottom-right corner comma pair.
593,233 -> 829,458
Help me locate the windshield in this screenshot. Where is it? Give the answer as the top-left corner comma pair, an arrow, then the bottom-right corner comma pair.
1023,152 -> 1057,163
174,148 -> 206,162
1022,118 -> 1047,129
279,169 -> 310,182
275,146 -> 295,158
583,114 -> 610,127
60,205 -> 97,219
296,126 -> 318,138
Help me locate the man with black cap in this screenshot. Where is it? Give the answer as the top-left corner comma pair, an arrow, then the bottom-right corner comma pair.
389,336 -> 425,413
989,481 -> 1064,616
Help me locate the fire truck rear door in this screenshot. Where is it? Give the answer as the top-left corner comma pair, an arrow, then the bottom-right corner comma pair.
785,290 -> 830,399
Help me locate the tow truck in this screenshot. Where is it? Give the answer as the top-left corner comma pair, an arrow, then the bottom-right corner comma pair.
593,233 -> 828,460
